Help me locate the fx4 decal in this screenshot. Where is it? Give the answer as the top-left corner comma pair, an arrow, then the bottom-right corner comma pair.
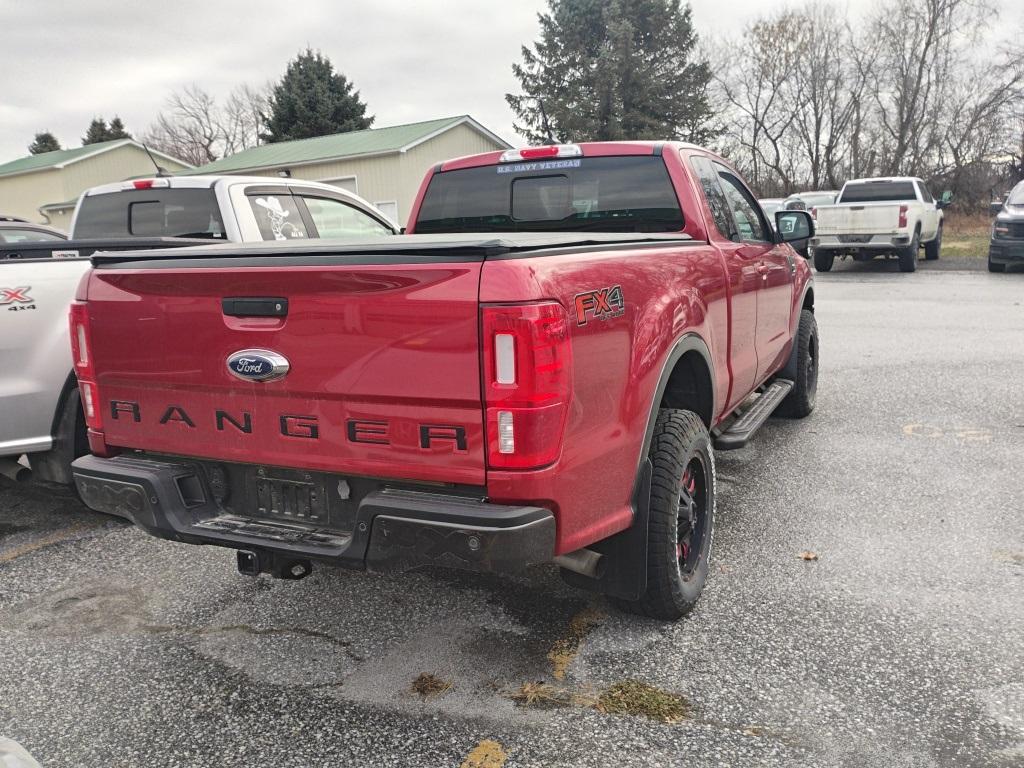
574,285 -> 625,325
1,287 -> 33,305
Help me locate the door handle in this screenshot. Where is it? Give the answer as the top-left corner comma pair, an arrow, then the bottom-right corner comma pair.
222,297 -> 288,317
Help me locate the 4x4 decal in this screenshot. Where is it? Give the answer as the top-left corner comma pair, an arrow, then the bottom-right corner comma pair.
574,285 -> 625,325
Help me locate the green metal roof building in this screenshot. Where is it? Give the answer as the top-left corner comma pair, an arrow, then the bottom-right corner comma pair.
0,139 -> 191,231
186,115 -> 510,225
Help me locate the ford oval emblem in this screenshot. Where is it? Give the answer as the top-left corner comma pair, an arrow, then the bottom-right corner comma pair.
226,349 -> 289,382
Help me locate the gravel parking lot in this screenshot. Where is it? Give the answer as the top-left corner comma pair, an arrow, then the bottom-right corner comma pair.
1,269 -> 1021,768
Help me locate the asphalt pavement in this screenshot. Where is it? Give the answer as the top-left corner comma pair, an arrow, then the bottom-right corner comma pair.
1,268 -> 1022,767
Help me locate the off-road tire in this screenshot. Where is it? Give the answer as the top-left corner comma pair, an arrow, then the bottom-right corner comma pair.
988,255 -> 1005,273
611,409 -> 715,621
776,309 -> 818,418
924,224 -> 942,260
813,250 -> 834,272
898,230 -> 919,272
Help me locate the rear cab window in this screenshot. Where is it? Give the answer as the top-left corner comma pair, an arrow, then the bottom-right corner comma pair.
840,182 -> 919,204
75,188 -> 226,239
415,155 -> 684,233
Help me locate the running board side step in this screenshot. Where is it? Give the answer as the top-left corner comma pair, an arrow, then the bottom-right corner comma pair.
713,379 -> 794,450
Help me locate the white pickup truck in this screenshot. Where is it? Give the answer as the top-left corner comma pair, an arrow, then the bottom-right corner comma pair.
809,177 -> 949,273
0,175 -> 397,484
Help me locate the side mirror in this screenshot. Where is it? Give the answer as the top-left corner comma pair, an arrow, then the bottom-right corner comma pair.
936,200 -> 951,210
776,210 -> 813,241
775,210 -> 814,257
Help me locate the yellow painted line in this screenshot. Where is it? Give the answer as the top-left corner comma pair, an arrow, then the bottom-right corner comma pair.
0,523 -> 99,564
460,740 -> 507,768
548,607 -> 604,681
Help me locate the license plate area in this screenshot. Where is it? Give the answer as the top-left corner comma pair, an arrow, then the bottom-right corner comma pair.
254,476 -> 326,522
213,462 -> 361,532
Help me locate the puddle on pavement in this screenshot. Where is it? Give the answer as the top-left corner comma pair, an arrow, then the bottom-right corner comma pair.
197,625 -> 359,687
1,582 -> 149,636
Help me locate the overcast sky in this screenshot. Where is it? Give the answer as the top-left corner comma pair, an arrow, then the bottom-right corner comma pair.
2,0 -> 1020,163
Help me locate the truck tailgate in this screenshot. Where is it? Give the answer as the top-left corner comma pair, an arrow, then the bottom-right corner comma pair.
815,204 -> 901,235
85,262 -> 485,485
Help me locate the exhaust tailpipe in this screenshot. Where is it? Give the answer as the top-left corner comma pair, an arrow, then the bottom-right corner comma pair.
0,458 -> 31,483
553,548 -> 605,579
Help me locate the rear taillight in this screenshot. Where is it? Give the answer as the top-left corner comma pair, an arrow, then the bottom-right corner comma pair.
811,207 -> 817,219
482,302 -> 572,469
898,205 -> 908,228
69,302 -> 102,433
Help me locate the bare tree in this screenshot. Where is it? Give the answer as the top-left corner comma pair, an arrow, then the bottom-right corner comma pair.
936,53 -> 1024,202
864,0 -> 991,175
143,83 -> 270,166
789,5 -> 868,189
222,83 -> 271,155
711,12 -> 808,195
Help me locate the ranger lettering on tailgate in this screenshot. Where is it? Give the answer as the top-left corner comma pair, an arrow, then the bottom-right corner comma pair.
107,400 -> 469,452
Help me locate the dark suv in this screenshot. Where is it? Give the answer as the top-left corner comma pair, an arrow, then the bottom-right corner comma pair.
989,181 -> 1024,272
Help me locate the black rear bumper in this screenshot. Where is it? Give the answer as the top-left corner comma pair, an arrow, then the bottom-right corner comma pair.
71,454 -> 555,575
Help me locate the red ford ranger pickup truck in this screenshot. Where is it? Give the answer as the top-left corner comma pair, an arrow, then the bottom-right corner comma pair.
69,142 -> 818,620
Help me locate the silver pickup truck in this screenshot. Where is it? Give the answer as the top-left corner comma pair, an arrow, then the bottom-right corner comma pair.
1,175 -> 397,484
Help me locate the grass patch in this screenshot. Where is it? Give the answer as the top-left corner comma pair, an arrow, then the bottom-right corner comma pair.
942,234 -> 989,258
942,213 -> 992,259
508,681 -> 599,710
411,672 -> 452,698
596,679 -> 692,723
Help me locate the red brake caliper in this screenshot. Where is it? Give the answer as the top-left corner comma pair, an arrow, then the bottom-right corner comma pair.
678,467 -> 696,561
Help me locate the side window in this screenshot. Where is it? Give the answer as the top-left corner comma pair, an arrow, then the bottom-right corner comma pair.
0,228 -> 64,243
917,182 -> 933,204
689,155 -> 735,239
300,196 -> 393,238
247,194 -> 308,241
714,165 -> 769,242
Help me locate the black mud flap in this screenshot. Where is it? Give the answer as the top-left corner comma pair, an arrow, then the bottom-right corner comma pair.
560,458 -> 651,600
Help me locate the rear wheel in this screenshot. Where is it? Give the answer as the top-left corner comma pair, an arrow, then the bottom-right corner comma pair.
898,230 -> 919,272
611,409 -> 715,621
813,250 -> 834,272
925,225 -> 942,260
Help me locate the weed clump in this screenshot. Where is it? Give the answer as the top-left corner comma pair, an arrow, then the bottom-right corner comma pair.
596,679 -> 692,723
411,672 -> 452,698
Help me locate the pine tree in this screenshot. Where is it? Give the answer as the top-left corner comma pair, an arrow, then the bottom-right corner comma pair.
82,116 -> 132,145
508,0 -> 716,144
28,132 -> 62,154
82,118 -> 110,145
107,116 -> 132,139
262,49 -> 373,143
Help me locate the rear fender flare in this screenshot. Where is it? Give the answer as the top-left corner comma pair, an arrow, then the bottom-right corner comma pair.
563,333 -> 715,600
637,333 -> 716,469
